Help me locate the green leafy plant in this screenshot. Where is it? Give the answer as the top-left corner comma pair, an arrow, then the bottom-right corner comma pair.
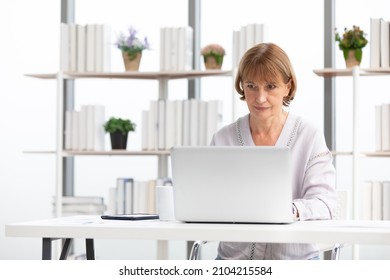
115,27 -> 150,61
335,25 -> 368,62
103,117 -> 136,134
201,43 -> 226,65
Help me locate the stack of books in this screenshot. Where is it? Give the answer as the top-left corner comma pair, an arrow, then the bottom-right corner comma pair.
52,196 -> 106,216
60,23 -> 111,72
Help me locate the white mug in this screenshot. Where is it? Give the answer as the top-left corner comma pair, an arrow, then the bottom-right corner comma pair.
156,185 -> 175,221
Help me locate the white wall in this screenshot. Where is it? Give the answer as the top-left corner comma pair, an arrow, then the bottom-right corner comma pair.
1,0 -> 390,260
0,0 -> 58,259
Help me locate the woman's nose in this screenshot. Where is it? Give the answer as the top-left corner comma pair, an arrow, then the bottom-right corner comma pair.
255,89 -> 267,103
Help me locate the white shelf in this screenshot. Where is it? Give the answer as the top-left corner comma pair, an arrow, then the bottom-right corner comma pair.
331,151 -> 353,156
313,67 -> 390,77
25,70 -> 232,80
363,151 -> 390,157
24,150 -> 171,156
63,150 -> 171,156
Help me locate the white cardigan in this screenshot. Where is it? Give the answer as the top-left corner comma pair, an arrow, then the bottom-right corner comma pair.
211,113 -> 337,260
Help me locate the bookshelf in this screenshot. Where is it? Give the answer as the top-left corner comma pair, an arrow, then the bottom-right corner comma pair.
25,70 -> 232,220
314,66 -> 390,259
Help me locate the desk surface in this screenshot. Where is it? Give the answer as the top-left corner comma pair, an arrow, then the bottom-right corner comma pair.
5,215 -> 390,245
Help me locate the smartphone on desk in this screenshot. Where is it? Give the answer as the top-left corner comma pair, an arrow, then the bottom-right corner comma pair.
101,213 -> 159,221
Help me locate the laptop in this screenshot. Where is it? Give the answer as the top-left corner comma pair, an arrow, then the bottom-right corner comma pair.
171,146 -> 295,224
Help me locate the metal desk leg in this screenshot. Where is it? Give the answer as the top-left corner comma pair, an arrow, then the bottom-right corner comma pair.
43,238 -> 74,260
42,238 -> 52,260
59,238 -> 73,260
86,239 -> 95,260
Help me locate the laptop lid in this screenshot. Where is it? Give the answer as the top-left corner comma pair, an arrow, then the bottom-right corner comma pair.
171,146 -> 294,224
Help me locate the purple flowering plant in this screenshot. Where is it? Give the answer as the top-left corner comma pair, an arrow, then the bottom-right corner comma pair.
116,27 -> 150,61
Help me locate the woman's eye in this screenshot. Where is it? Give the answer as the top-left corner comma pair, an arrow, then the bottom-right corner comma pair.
246,83 -> 257,90
266,84 -> 276,90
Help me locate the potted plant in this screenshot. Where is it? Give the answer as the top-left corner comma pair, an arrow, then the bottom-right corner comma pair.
201,43 -> 226,70
335,25 -> 368,68
103,117 -> 136,150
115,27 -> 150,71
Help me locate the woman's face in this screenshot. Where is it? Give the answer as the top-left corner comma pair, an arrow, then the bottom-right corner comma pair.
243,74 -> 290,121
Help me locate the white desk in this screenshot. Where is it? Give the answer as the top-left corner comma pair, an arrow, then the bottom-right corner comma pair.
5,215 -> 390,259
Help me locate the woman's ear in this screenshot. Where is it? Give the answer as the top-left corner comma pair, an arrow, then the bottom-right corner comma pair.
285,80 -> 292,96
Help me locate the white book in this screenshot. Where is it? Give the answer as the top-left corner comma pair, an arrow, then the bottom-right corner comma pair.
372,181 -> 383,220
141,110 -> 149,150
147,180 -> 157,214
174,100 -> 183,147
206,100 -> 223,145
163,27 -> 171,71
380,19 -> 390,68
60,204 -> 106,214
380,19 -> 390,67
86,105 -> 105,151
381,103 -> 390,151
245,23 -> 256,50
157,99 -> 165,150
86,24 -> 96,72
94,24 -> 111,72
60,23 -> 70,72
102,24 -> 111,72
124,179 -> 134,214
382,181 -> 390,220
95,24 -> 104,72
78,105 -> 88,151
254,23 -> 264,44
170,27 -> 179,71
255,23 -> 266,44
232,30 -> 240,68
148,100 -> 158,150
71,110 -> 80,150
165,100 -> 176,149
239,26 -> 247,59
116,178 -> 127,214
185,26 -> 193,71
69,23 -> 77,72
76,24 -> 86,72
133,181 -> 149,214
65,110 -> 72,150
361,181 -> 373,220
375,104 -> 382,151
177,27 -> 186,71
198,100 -> 207,146
182,99 -> 191,146
94,105 -> 105,150
178,26 -> 193,71
52,195 -> 104,205
107,187 -> 117,214
370,18 -> 381,68
92,105 -> 105,150
189,99 -> 199,146
86,105 -> 94,150
159,27 -> 166,71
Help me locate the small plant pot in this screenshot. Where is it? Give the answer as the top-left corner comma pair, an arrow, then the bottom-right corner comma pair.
344,49 -> 362,68
203,55 -> 223,70
110,131 -> 128,150
122,51 -> 142,71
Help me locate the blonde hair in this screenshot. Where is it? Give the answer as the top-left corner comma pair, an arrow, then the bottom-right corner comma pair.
235,43 -> 297,106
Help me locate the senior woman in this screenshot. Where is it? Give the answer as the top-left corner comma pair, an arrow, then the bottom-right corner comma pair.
211,43 -> 336,260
